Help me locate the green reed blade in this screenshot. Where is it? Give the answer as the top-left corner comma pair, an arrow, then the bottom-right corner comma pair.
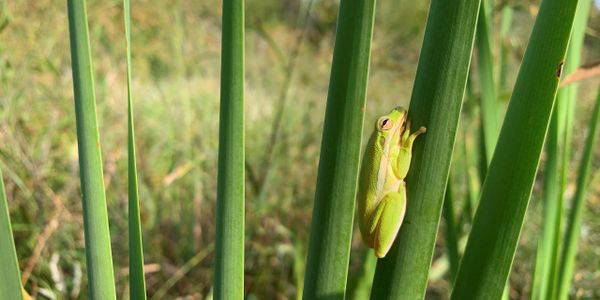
67,0 -> 116,298
0,168 -> 23,300
302,0 -> 376,298
450,0 -> 580,298
370,0 -> 481,298
214,0 -> 245,298
476,0 -> 499,165
531,1 -> 592,298
124,0 -> 147,298
557,86 -> 600,299
442,177 -> 460,281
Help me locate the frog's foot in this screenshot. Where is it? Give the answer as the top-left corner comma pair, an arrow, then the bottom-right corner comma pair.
400,121 -> 426,147
405,126 -> 426,146
368,189 -> 407,258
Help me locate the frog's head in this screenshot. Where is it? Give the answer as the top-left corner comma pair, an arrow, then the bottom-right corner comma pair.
374,106 -> 407,146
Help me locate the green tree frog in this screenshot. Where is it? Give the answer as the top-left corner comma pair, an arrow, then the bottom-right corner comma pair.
357,106 -> 426,258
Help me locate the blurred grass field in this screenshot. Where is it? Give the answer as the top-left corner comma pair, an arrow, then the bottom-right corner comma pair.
1,0 -> 600,298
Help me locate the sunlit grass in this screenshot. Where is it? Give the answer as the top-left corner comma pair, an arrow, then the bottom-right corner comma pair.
302,0 -> 376,297
451,0 -> 581,297
531,1 -> 594,299
67,0 -> 116,298
214,0 -> 245,298
0,0 -> 598,298
371,0 -> 481,298
0,168 -> 23,300
124,0 -> 147,298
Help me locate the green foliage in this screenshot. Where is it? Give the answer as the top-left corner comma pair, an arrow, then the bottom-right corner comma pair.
349,251 -> 377,300
1,0 -> 599,298
370,0 -> 481,298
66,0 -> 116,298
214,0 -> 245,298
302,0 -> 376,297
532,1 -> 593,299
451,0 -> 581,297
124,0 -> 147,298
475,0 -> 499,166
442,179 -> 460,281
0,168 -> 23,300
557,86 -> 600,300
533,105 -> 562,300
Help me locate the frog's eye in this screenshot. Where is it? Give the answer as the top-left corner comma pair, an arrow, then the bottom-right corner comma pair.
378,117 -> 393,130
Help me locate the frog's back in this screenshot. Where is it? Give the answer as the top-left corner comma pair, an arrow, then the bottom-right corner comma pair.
357,132 -> 383,240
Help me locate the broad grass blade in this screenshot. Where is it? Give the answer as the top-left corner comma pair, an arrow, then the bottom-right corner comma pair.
451,0 -> 581,298
476,0 -> 499,165
214,0 -> 245,298
0,168 -> 24,300
124,0 -> 147,298
557,86 -> 600,299
532,0 -> 593,298
67,1 -> 116,298
302,0 -> 376,298
370,0 -> 481,298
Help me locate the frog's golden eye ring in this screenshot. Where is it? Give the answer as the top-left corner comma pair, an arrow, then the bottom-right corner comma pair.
378,117 -> 393,130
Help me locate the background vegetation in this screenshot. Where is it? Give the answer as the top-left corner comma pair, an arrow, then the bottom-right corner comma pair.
1,0 -> 599,298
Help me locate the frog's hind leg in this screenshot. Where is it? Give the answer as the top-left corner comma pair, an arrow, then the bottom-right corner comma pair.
369,186 -> 407,258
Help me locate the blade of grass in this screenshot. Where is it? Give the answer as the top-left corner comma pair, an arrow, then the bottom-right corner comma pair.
293,240 -> 305,300
0,168 -> 24,300
124,0 -> 147,298
476,0 -> 499,166
214,0 -> 245,298
498,5 -> 513,91
350,251 -> 377,300
532,1 -> 592,298
370,0 -> 481,298
557,86 -> 600,299
531,106 -> 561,300
463,106 -> 481,220
442,177 -> 459,282
66,1 -> 116,298
547,1 -> 593,298
301,0 -> 376,297
450,0 -> 581,298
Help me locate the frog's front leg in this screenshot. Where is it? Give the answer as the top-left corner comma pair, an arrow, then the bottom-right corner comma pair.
396,125 -> 427,179
366,185 -> 407,258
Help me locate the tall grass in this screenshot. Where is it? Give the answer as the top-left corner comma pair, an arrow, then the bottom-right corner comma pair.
2,0 -> 598,298
66,0 -> 116,298
550,1 -> 593,298
451,0 -> 581,297
557,86 -> 600,299
302,0 -> 376,298
370,0 -> 481,298
214,0 -> 245,298
442,179 -> 460,281
532,1 -> 593,298
498,5 -> 513,91
475,0 -> 499,166
124,0 -> 147,298
533,100 -> 562,300
0,168 -> 24,300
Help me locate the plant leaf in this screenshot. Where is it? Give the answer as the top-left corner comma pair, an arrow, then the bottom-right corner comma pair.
371,0 -> 481,298
451,0 -> 581,297
67,0 -> 116,298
